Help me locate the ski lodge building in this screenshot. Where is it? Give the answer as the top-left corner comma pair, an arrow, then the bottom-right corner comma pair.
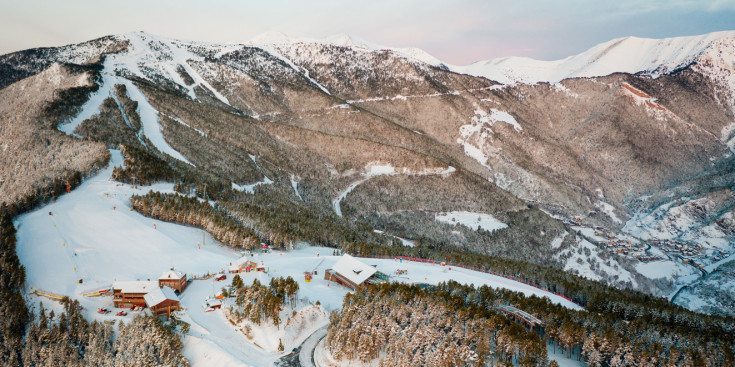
324,254 -> 388,290
159,268 -> 187,293
144,286 -> 180,319
112,281 -> 159,308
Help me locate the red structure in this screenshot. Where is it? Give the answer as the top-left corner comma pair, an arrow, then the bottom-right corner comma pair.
144,286 -> 180,319
112,281 -> 158,308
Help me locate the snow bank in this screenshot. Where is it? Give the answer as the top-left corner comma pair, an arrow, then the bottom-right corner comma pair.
228,304 -> 329,354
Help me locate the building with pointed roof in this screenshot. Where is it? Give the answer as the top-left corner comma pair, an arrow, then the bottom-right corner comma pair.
144,286 -> 180,319
324,254 -> 388,290
159,267 -> 187,292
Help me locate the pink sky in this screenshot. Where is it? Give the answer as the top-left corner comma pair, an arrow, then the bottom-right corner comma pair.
1,0 -> 735,64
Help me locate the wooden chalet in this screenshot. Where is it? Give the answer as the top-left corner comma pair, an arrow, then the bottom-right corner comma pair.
159,268 -> 187,293
144,286 -> 180,319
112,281 -> 158,308
324,254 -> 388,290
228,259 -> 265,273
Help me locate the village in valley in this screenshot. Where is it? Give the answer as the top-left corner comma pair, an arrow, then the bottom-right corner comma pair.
567,217 -> 733,274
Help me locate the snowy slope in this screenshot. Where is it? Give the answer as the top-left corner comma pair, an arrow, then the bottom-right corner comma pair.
435,211 -> 508,232
452,31 -> 735,84
15,150 -> 234,298
57,33 -> 198,164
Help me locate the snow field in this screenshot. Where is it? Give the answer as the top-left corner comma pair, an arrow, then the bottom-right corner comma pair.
635,260 -> 694,280
434,211 -> 508,232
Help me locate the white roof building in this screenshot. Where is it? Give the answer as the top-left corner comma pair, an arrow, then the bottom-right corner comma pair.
112,281 -> 158,294
159,268 -> 185,280
144,286 -> 179,307
330,254 -> 377,286
206,298 -> 222,308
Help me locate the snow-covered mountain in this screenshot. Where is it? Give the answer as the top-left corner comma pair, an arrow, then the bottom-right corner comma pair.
2,29 -> 735,317
242,30 -> 735,86
452,31 -> 735,84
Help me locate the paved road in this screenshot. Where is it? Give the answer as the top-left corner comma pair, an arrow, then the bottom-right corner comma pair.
300,326 -> 328,367
274,325 -> 328,367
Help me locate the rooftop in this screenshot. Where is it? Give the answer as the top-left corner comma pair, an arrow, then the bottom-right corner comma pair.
330,254 -> 377,286
112,280 -> 158,294
159,268 -> 185,280
144,286 -> 179,307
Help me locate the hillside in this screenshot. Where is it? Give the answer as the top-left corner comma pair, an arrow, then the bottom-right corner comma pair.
0,30 -> 734,318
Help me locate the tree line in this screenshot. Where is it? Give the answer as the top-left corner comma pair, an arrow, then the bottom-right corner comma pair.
326,282 -> 546,366
21,299 -> 188,367
327,280 -> 734,367
435,280 -> 734,367
129,191 -> 259,249
229,276 -> 299,327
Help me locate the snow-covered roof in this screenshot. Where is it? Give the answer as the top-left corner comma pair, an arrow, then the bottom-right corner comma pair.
330,254 -> 377,286
144,286 -> 179,307
112,281 -> 158,294
232,257 -> 259,268
159,269 -> 185,280
206,298 -> 222,307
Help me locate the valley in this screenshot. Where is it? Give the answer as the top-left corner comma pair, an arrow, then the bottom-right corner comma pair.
0,28 -> 734,366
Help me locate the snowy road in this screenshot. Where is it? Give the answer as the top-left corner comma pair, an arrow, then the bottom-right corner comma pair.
274,325 -> 327,367
299,326 -> 328,367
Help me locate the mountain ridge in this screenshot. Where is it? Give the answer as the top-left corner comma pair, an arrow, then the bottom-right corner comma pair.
1,29 -> 735,315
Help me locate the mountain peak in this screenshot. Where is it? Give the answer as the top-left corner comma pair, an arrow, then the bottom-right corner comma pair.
452,30 -> 735,84
246,30 -> 294,45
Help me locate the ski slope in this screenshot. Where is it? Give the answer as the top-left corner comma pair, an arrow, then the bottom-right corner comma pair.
15,150 -> 236,298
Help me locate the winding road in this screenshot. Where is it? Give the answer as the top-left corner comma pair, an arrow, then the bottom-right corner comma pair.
275,325 -> 328,367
